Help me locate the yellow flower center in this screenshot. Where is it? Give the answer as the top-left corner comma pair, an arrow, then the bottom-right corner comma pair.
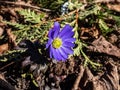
52,38 -> 62,49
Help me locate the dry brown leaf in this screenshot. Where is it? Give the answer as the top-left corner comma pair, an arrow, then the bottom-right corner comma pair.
80,62 -> 119,90
88,36 -> 120,58
0,27 -> 4,36
6,29 -> 17,47
80,27 -> 99,39
107,4 -> 120,12
90,27 -> 99,38
94,0 -> 119,3
0,43 -> 9,54
0,73 -> 6,81
0,29 -> 16,54
0,74 -> 16,90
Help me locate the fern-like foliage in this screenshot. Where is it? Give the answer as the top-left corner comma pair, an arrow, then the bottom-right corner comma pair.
6,21 -> 51,43
32,0 -> 65,12
18,9 -> 45,24
3,9 -> 52,44
0,50 -> 25,62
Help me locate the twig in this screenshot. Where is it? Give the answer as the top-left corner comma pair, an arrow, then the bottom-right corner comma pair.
0,1 -> 51,12
71,65 -> 84,90
53,4 -> 87,22
0,62 -> 15,71
53,10 -> 76,21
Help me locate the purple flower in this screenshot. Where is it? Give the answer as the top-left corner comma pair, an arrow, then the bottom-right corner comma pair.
46,22 -> 75,61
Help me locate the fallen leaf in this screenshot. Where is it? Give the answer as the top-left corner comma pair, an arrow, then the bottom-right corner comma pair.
80,27 -> 99,39
107,4 -> 120,12
95,0 -> 117,3
0,76 -> 16,90
6,29 -> 17,48
88,36 -> 120,58
0,73 -> 6,81
0,43 -> 9,54
0,29 -> 16,54
0,27 -> 4,36
81,62 -> 119,90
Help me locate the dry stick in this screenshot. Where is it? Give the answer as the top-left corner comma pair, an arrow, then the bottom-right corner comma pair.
71,65 -> 85,90
53,10 -> 77,21
0,62 -> 15,71
53,4 -> 87,22
0,1 -> 51,12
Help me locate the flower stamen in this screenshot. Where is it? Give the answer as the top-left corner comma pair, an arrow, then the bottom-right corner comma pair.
52,38 -> 62,49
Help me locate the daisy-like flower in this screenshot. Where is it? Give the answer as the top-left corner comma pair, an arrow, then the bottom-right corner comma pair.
46,22 -> 75,61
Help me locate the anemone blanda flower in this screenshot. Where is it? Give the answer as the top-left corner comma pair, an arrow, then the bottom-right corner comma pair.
46,22 -> 75,61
